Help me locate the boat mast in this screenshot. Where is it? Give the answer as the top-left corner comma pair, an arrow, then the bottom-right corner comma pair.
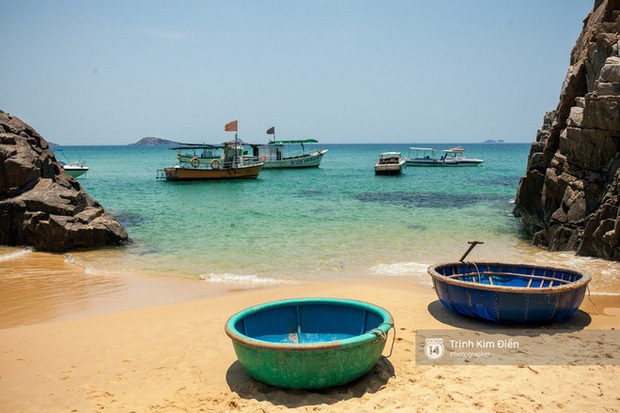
225,120 -> 239,168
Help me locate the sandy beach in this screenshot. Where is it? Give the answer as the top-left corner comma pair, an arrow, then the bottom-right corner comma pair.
1,252 -> 619,413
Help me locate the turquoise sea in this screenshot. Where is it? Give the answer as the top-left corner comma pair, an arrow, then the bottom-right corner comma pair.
17,143 -> 620,293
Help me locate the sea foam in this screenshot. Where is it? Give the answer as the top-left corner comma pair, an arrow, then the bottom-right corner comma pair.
199,273 -> 284,284
0,248 -> 32,262
370,262 -> 431,280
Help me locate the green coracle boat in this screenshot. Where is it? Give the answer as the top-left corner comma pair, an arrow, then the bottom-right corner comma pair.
225,298 -> 394,389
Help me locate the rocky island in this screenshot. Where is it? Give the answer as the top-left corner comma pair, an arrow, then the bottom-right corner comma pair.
130,137 -> 180,146
0,111 -> 129,252
514,0 -> 620,261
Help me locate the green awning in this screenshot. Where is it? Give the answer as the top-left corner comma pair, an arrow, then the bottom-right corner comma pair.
269,139 -> 318,145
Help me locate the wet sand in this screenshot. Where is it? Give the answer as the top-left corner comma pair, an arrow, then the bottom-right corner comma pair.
0,250 -> 618,412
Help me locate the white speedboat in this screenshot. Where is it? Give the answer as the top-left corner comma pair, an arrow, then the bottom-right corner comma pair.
405,146 -> 483,167
62,160 -> 89,178
374,152 -> 405,175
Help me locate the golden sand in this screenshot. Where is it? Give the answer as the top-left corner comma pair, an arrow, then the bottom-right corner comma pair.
0,251 -> 618,412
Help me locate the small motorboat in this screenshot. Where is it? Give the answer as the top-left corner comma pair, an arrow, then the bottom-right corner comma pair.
62,160 -> 89,178
428,261 -> 591,324
225,298 -> 394,389
406,146 -> 483,167
374,152 -> 405,175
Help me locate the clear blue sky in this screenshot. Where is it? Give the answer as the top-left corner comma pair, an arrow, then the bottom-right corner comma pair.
2,1 -> 592,145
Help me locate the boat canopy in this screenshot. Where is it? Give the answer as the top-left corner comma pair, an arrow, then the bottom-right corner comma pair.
169,144 -> 220,150
268,139 -> 318,145
409,147 -> 434,151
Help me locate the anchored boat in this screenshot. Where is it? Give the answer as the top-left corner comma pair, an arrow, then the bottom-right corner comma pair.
158,120 -> 264,181
406,146 -> 483,167
62,160 -> 89,178
247,127 -> 327,169
56,149 -> 89,178
225,298 -> 394,389
374,152 -> 406,175
159,140 -> 263,181
246,139 -> 328,169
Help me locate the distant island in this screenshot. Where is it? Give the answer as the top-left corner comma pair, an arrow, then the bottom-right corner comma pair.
482,139 -> 504,143
130,137 -> 180,146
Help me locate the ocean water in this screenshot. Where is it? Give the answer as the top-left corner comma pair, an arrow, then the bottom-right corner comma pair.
9,143 -> 620,293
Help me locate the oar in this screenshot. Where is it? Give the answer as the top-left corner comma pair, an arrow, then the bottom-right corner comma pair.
459,241 -> 484,262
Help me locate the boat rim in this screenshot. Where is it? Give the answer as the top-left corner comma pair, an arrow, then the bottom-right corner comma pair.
427,261 -> 592,294
225,297 -> 394,351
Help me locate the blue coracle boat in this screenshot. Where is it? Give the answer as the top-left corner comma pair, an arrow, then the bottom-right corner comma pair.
428,262 -> 591,324
225,298 -> 394,389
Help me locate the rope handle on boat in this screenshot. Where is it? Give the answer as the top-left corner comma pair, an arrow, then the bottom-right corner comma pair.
370,321 -> 396,358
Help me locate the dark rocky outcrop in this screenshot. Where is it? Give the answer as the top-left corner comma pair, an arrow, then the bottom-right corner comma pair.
514,0 -> 620,261
0,111 -> 129,252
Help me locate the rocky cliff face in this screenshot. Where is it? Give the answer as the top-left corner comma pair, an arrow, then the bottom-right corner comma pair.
514,0 -> 620,261
0,111 -> 129,252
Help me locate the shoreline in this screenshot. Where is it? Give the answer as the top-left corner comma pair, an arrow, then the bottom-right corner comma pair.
1,247 -> 619,329
0,251 -> 619,412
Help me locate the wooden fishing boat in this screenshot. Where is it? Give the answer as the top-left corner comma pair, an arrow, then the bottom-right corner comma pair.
225,298 -> 394,389
158,140 -> 263,181
428,262 -> 591,324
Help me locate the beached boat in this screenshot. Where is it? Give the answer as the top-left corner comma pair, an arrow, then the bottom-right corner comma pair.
246,139 -> 328,169
427,262 -> 591,324
225,298 -> 394,389
374,152 -> 406,175
158,140 -> 263,181
62,160 -> 89,178
406,146 -> 483,166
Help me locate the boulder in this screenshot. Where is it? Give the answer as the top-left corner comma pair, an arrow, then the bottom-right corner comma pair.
0,111 -> 129,252
514,0 -> 620,261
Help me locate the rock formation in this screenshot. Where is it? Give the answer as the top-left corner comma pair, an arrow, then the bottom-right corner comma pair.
130,137 -> 180,146
0,111 -> 129,252
514,0 -> 620,261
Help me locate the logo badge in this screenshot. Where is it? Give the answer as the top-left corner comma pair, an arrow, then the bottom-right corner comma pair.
424,338 -> 444,360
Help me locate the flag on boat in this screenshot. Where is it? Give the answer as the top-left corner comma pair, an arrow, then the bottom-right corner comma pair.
225,120 -> 238,132
266,126 -> 275,135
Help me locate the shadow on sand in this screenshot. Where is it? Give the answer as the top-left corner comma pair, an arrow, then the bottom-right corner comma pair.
426,299 -> 592,335
226,356 -> 394,408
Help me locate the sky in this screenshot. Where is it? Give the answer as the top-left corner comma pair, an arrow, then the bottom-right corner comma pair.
2,1 -> 593,145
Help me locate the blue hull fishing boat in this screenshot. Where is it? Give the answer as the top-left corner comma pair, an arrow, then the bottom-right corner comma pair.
225,298 -> 394,389
428,262 -> 591,324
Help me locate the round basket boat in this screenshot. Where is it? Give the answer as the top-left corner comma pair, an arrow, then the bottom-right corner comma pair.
428,262 -> 591,324
225,298 -> 394,389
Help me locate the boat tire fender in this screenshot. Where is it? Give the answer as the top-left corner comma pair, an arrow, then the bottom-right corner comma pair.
190,157 -> 200,168
210,159 -> 221,169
